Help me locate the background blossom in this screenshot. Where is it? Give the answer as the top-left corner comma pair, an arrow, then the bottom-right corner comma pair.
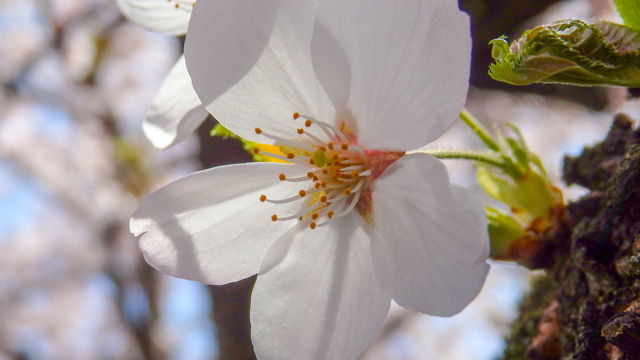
116,0 -> 207,149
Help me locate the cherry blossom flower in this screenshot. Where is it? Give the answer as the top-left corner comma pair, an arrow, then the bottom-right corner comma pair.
116,0 -> 208,149
131,0 -> 490,358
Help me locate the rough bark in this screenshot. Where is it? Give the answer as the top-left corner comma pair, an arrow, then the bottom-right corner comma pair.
500,114 -> 640,360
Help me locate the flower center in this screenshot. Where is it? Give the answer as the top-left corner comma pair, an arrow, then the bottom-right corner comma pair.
255,113 -> 404,229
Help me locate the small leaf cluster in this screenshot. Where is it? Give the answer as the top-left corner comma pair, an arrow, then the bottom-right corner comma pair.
489,19 -> 640,87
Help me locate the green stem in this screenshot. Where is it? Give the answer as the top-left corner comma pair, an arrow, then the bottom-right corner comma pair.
410,148 -> 508,169
460,109 -> 501,152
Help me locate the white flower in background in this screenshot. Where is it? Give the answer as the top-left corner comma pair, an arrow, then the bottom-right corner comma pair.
131,0 -> 491,359
115,0 -> 192,35
115,0 -> 208,149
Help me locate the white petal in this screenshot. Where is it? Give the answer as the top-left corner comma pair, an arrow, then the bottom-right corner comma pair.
130,162 -> 309,285
116,0 -> 191,36
143,56 -> 208,149
185,0 -> 334,143
251,216 -> 391,360
310,20 -> 351,114
368,153 -> 490,316
316,0 -> 472,150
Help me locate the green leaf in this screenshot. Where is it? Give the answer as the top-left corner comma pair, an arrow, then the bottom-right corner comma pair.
489,19 -> 640,87
615,0 -> 640,30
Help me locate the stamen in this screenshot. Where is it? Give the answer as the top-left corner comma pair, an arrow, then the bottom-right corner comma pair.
284,175 -> 311,183
260,195 -> 267,202
253,150 -> 309,165
255,128 -> 262,134
257,132 -> 316,152
305,120 -> 312,127
351,178 -> 366,193
293,112 -> 300,119
271,215 -> 278,221
299,190 -> 306,197
333,189 -> 362,218
265,194 -> 306,204
341,165 -> 365,172
303,131 -> 325,144
298,114 -> 349,143
297,128 -> 304,135
279,174 -> 286,181
349,144 -> 366,158
340,159 -> 365,165
275,203 -> 325,222
310,222 -> 317,229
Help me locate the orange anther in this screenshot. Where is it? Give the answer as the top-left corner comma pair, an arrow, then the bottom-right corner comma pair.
312,213 -> 319,220
312,175 -> 319,182
352,171 -> 359,177
260,195 -> 267,202
287,153 -> 295,159
322,169 -> 328,174
310,222 -> 317,229
307,172 -> 314,178
305,120 -> 312,127
341,143 -> 349,150
299,190 -> 306,197
293,112 -> 300,119
318,146 -> 326,152
252,148 -> 259,154
271,214 -> 278,221
255,128 -> 262,134
320,195 -> 328,203
343,188 -> 351,195
297,128 -> 304,135
327,211 -> 334,219
279,174 -> 286,181
328,142 -> 334,150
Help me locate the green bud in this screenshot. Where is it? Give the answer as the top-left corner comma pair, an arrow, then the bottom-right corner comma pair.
477,166 -> 556,225
486,206 -> 528,258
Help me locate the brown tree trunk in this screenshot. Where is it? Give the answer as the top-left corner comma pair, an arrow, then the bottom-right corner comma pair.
500,114 -> 640,360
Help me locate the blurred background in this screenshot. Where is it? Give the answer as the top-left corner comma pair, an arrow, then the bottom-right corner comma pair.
0,0 -> 638,359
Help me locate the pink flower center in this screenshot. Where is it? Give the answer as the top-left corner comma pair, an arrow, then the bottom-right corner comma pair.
255,113 -> 404,229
